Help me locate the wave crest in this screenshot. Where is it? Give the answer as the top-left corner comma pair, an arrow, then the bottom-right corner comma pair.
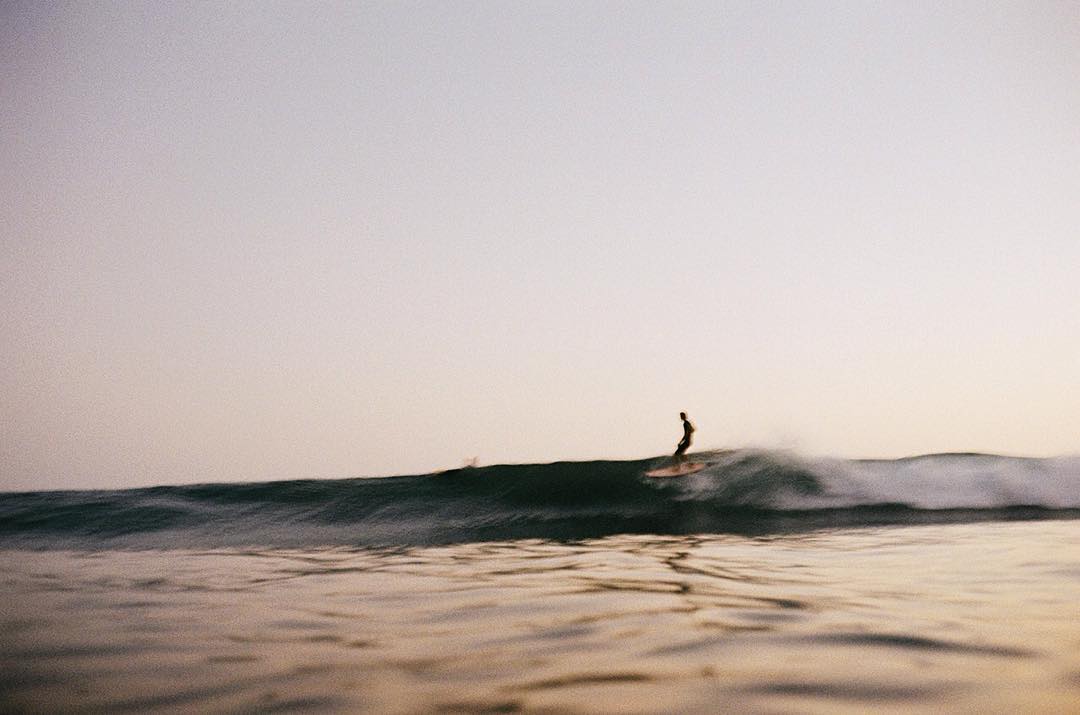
2,451 -> 1078,548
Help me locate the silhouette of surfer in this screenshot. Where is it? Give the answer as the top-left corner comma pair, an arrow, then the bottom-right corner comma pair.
674,412 -> 694,467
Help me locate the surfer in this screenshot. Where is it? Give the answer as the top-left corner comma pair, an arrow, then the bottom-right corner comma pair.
674,412 -> 694,466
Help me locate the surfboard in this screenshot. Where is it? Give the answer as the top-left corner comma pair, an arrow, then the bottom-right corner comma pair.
645,462 -> 710,478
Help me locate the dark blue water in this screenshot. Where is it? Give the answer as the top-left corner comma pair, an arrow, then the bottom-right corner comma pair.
3,450 -> 1078,549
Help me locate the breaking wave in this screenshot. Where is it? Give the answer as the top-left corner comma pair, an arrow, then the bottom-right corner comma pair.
2,450 -> 1078,549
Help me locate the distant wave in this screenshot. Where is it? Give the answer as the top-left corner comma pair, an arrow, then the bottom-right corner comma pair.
2,450 -> 1078,549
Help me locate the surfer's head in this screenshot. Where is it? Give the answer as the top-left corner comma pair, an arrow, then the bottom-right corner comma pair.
679,412 -> 687,420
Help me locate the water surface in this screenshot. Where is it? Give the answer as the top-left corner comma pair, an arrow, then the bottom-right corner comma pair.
3,520 -> 1078,713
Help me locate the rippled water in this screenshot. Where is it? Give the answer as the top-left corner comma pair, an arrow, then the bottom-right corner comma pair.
3,520 -> 1079,713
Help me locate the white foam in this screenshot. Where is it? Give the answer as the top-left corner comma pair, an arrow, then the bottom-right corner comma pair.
690,450 -> 1080,510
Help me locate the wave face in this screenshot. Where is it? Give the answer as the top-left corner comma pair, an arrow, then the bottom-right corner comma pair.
2,450 -> 1079,549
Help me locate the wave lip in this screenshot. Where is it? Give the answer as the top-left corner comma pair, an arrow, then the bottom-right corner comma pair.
2,451 -> 1078,549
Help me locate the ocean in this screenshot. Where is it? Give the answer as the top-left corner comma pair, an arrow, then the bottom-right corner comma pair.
2,450 -> 1079,713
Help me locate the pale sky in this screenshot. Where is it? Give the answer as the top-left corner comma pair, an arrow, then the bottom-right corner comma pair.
2,1 -> 1078,491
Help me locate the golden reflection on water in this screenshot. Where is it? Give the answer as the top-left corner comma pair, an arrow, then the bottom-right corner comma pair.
2,520 -> 1079,713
